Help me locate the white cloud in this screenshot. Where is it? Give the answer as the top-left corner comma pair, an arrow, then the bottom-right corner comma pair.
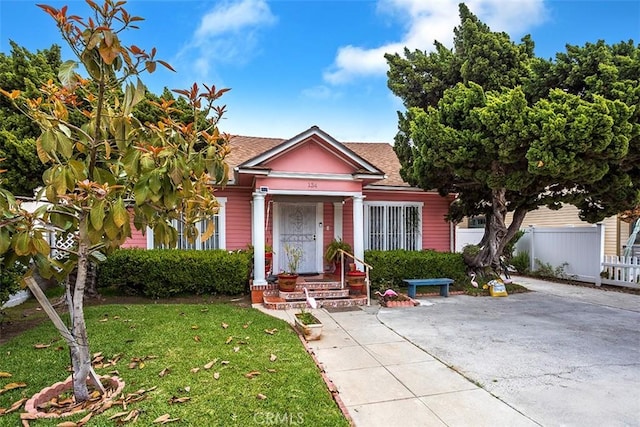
195,0 -> 276,39
177,0 -> 276,81
301,85 -> 342,100
324,0 -> 548,85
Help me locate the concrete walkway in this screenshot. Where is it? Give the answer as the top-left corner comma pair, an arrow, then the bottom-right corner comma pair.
256,303 -> 538,426
256,277 -> 640,426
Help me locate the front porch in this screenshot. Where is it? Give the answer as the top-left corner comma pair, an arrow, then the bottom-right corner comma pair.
251,274 -> 369,310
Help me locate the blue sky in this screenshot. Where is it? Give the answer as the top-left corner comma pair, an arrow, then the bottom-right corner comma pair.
1,0 -> 638,142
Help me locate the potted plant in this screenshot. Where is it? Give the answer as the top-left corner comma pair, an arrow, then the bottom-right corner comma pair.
294,308 -> 323,340
278,244 -> 303,292
346,267 -> 367,295
324,238 -> 352,279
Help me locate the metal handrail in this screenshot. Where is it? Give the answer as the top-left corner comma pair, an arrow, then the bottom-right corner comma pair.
337,248 -> 373,306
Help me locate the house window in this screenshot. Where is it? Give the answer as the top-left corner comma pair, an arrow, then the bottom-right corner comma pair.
148,198 -> 226,250
364,202 -> 422,250
468,216 -> 486,229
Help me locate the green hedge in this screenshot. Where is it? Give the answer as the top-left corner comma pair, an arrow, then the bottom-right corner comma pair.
0,262 -> 24,308
97,249 -> 250,298
364,250 -> 467,291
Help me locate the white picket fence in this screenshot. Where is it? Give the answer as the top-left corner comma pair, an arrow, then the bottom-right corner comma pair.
601,255 -> 640,289
456,223 -> 639,289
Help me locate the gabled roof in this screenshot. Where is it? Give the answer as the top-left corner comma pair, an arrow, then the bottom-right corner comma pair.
226,126 -> 410,187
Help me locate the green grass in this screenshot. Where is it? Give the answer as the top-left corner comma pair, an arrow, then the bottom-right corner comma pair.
0,303 -> 349,426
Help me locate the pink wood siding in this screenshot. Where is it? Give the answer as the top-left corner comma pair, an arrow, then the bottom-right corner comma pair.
255,177 -> 361,193
342,198 -> 355,248
121,209 -> 146,249
363,190 -> 452,252
265,139 -> 355,174
216,187 -> 253,250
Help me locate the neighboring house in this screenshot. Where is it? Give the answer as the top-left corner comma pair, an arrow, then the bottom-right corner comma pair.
122,126 -> 455,286
460,204 -> 627,256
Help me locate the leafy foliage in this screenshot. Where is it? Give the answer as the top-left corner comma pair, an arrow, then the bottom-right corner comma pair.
0,0 -> 231,402
365,250 -> 467,291
97,249 -> 250,298
386,4 -> 639,269
0,262 -> 24,308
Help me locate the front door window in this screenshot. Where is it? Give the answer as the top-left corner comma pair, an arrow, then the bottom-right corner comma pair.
279,204 -> 317,274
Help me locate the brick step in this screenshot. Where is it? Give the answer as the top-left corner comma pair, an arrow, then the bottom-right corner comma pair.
279,289 -> 350,301
262,294 -> 368,310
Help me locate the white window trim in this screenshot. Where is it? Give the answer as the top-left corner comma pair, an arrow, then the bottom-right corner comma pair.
146,197 -> 226,250
364,201 -> 423,251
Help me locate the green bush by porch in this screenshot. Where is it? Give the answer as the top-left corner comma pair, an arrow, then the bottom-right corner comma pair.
365,250 -> 467,291
98,249 -> 250,298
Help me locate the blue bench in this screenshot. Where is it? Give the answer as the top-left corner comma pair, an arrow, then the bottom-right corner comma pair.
403,278 -> 454,298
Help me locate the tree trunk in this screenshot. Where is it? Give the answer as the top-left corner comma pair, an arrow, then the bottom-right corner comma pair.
470,187 -> 508,269
469,195 -> 529,270
69,231 -> 91,402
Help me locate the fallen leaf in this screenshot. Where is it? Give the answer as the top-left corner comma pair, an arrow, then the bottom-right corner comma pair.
56,422 -> 77,427
34,344 -> 50,349
256,393 -> 267,400
8,398 -> 27,413
225,336 -> 233,344
267,369 -> 277,373
159,367 -> 170,377
264,328 -> 278,335
123,409 -> 140,422
221,322 -> 228,329
0,372 -> 12,378
245,371 -> 260,379
153,414 -> 171,423
108,411 -> 130,420
190,367 -> 200,374
169,396 -> 190,404
0,382 -> 27,394
77,412 -> 92,426
184,386 -> 191,393
193,336 -> 201,342
213,372 -> 220,380
99,318 -> 108,322
233,346 -> 240,353
243,323 -> 249,329
204,360 -> 217,370
269,354 -> 277,362
221,360 -> 230,365
191,325 -> 199,330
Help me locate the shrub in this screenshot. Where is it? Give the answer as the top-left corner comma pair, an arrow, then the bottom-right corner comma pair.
511,251 -> 530,274
97,249 -> 250,298
503,230 -> 525,260
364,250 -> 467,291
0,262 -> 26,308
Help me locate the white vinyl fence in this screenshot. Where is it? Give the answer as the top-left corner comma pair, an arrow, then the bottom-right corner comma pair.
455,228 -> 484,252
601,255 -> 640,288
456,223 -> 638,289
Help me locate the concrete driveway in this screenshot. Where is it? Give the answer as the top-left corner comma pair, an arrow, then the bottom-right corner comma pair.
377,277 -> 640,427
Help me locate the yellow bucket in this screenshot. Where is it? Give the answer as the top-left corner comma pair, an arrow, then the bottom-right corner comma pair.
488,279 -> 508,297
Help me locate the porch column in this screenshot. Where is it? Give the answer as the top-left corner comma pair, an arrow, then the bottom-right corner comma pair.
352,195 -> 365,269
252,191 -> 267,285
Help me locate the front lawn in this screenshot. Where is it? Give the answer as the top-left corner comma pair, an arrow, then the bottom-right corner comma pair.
0,303 -> 348,426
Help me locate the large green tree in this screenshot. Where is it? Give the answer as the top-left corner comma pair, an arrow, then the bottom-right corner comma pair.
386,4 -> 639,271
0,42 -> 63,195
0,0 -> 230,401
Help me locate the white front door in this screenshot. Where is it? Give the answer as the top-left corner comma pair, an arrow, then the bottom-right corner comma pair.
276,203 -> 320,274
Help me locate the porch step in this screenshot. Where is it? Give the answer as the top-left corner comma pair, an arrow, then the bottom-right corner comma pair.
262,294 -> 368,310
279,288 -> 350,300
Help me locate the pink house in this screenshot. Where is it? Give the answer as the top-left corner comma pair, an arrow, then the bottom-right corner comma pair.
124,126 -> 454,297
